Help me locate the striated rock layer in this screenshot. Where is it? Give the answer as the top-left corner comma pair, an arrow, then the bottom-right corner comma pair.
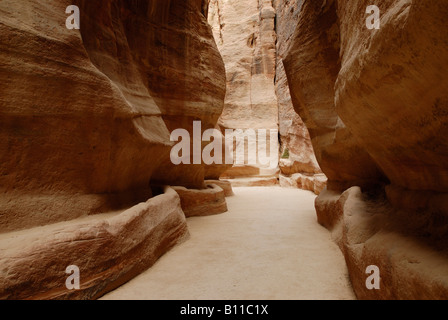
280,173 -> 327,195
283,0 -> 386,193
284,0 -> 448,299
0,0 -> 227,299
274,0 -> 321,175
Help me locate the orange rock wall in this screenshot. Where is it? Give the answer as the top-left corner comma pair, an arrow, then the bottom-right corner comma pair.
284,0 -> 448,299
0,0 -> 227,299
0,0 -> 226,233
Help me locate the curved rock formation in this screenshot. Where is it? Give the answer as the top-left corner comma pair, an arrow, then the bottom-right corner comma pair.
205,180 -> 235,197
0,187 -> 188,300
274,0 -> 327,194
335,0 -> 448,210
173,183 -> 228,217
284,0 -> 448,299
0,0 -> 227,299
317,187 -> 448,300
0,0 -> 226,232
283,0 -> 387,192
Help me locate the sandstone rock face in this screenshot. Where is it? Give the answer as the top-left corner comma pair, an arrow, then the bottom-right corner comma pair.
0,0 -> 226,232
336,0 -> 448,208
0,0 -> 227,299
208,0 -> 280,184
317,188 -> 448,300
273,0 -> 327,194
1,0 -> 164,232
283,0 -> 387,192
209,0 -> 326,191
284,0 -> 448,299
280,173 -> 327,195
172,184 -> 228,217
274,0 -> 322,178
0,187 -> 188,300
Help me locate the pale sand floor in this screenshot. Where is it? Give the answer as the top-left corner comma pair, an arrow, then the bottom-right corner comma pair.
101,187 -> 356,300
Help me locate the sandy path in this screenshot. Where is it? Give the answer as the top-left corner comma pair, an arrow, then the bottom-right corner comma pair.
101,187 -> 355,300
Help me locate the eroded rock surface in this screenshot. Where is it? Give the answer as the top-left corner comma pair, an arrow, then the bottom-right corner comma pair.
0,0 -> 226,232
317,188 -> 448,300
274,0 -> 325,195
0,187 -> 188,300
173,184 -> 228,217
208,0 -> 280,185
0,0 -> 226,299
283,0 -> 387,193
284,0 -> 448,299
209,0 -> 328,193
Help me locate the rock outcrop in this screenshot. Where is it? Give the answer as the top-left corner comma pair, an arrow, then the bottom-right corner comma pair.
208,0 -> 280,186
316,188 -> 448,300
173,183 -> 228,217
283,0 -> 387,193
4,0 -> 446,301
0,0 -> 226,231
280,173 -> 327,195
0,187 -> 188,300
0,0 -> 227,299
274,0 -> 326,195
209,0 -> 327,194
284,0 -> 448,299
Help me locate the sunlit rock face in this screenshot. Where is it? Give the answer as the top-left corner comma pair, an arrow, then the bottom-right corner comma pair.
284,0 -> 448,299
0,0 -> 225,299
208,0 -> 280,184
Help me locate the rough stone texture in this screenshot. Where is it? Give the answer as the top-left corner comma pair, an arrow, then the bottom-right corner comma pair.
223,177 -> 279,187
0,0 -> 163,232
205,180 -> 235,197
0,0 -> 227,299
280,173 -> 327,195
274,0 -> 323,180
208,0 -> 279,181
283,0 -> 387,192
208,0 -> 326,192
336,0 -> 448,211
0,187 -> 189,300
101,187 -> 356,300
317,188 -> 448,300
284,0 -> 448,299
172,184 -> 228,217
0,0 -> 226,232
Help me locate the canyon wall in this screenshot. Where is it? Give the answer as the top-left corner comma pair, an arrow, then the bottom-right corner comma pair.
273,0 -> 326,194
2,0 -> 446,301
209,0 -> 327,193
284,0 -> 448,299
0,0 -> 228,299
208,0 -> 280,186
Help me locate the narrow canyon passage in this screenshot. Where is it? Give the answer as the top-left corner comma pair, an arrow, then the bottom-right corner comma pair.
2,0 -> 448,301
102,187 -> 355,300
